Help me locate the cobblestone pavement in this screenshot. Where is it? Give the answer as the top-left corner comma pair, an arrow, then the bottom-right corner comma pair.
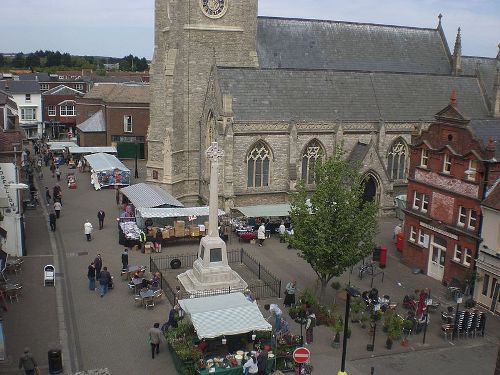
2,158 -> 499,375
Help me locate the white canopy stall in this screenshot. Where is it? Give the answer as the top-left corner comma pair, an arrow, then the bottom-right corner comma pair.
135,206 -> 224,228
69,146 -> 117,155
84,152 -> 130,190
178,293 -> 272,339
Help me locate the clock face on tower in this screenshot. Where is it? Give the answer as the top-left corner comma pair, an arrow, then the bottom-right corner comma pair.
200,0 -> 228,19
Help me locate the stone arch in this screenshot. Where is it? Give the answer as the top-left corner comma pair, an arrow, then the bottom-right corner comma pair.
386,137 -> 408,181
361,171 -> 381,204
246,140 -> 272,188
300,138 -> 326,184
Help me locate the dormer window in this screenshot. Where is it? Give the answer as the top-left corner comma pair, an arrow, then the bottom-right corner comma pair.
25,94 -> 31,102
466,160 -> 477,181
443,154 -> 451,174
420,149 -> 429,168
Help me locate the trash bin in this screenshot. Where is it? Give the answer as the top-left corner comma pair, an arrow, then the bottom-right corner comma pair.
379,246 -> 387,268
48,349 -> 63,374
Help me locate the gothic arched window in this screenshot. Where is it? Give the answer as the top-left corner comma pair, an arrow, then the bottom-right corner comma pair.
247,141 -> 270,188
301,140 -> 323,184
387,139 -> 407,180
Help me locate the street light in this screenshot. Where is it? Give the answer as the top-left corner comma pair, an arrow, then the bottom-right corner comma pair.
339,287 -> 361,375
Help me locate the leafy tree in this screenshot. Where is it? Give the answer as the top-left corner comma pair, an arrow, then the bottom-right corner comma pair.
11,53 -> 25,68
25,53 -> 41,68
0,54 -> 5,67
46,51 -> 62,67
61,53 -> 72,66
289,145 -> 378,298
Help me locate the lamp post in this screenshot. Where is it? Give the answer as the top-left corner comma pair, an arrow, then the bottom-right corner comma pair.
339,287 -> 360,375
134,143 -> 139,179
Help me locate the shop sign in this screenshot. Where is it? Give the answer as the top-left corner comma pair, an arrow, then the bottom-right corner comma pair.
420,221 -> 457,240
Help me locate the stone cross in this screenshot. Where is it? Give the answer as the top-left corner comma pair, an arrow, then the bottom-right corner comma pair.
206,142 -> 224,237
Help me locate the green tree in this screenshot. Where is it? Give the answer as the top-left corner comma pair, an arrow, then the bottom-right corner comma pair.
0,54 -> 5,67
289,145 -> 378,298
25,53 -> 41,68
11,52 -> 25,68
61,52 -> 72,67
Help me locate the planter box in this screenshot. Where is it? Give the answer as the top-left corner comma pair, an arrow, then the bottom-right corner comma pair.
167,342 -> 195,374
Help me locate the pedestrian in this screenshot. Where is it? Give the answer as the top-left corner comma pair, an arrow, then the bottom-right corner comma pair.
148,322 -> 165,359
161,306 -> 179,332
49,212 -> 57,231
84,220 -> 93,241
18,347 -> 38,375
94,254 -> 102,279
257,347 -> 269,375
50,162 -> 56,178
97,209 -> 105,230
99,266 -> 111,297
278,221 -> 286,243
243,352 -> 258,374
88,261 -> 96,291
53,184 -> 62,205
45,187 -> 51,205
283,280 -> 297,307
121,248 -> 129,271
54,201 -> 62,218
257,223 -> 266,247
264,303 -> 282,332
155,228 -> 163,252
55,166 -> 61,181
305,310 -> 316,345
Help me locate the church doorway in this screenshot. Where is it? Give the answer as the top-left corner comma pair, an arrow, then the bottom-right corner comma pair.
361,173 -> 379,203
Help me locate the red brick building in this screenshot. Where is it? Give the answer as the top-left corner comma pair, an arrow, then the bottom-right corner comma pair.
76,83 -> 149,159
42,85 -> 84,139
402,92 -> 500,285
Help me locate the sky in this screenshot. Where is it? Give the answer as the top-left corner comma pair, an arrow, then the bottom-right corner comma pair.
1,0 -> 499,59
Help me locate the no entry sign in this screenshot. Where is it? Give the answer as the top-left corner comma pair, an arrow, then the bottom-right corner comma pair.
293,347 -> 311,363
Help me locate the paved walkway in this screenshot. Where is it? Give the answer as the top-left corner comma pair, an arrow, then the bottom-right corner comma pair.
1,157 -> 498,375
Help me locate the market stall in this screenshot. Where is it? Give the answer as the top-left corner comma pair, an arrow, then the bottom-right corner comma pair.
120,183 -> 183,209
47,141 -> 78,153
232,204 -> 291,240
84,153 -> 130,190
168,293 -> 273,374
68,146 -> 117,155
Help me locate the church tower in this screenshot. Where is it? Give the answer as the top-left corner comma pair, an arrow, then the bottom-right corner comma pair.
147,0 -> 259,205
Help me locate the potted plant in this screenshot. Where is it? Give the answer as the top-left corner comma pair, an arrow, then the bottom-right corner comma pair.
350,297 -> 363,323
331,316 -> 343,348
360,313 -> 368,329
383,309 -> 394,333
386,315 -> 403,350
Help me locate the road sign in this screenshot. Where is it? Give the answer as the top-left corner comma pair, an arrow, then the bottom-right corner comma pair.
293,347 -> 310,364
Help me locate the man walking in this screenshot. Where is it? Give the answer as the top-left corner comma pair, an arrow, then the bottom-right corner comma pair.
49,212 -> 57,231
279,222 -> 286,243
257,223 -> 266,247
88,261 -> 96,291
94,254 -> 102,280
97,209 -> 105,230
148,322 -> 165,359
45,187 -> 51,205
18,347 -> 38,375
84,220 -> 93,241
121,248 -> 129,271
54,201 -> 62,218
99,266 -> 111,297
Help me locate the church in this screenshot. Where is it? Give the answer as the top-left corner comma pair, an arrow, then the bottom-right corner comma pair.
146,0 -> 500,213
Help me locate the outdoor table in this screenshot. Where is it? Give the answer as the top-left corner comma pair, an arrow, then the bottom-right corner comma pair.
140,289 -> 155,299
131,277 -> 144,294
197,358 -> 273,375
128,265 -> 141,273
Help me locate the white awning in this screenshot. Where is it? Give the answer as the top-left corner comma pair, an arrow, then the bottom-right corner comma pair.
120,183 -> 184,209
178,293 -> 272,339
69,146 -> 117,154
47,141 -> 78,151
234,204 -> 290,218
84,153 -> 130,172
136,206 -> 224,218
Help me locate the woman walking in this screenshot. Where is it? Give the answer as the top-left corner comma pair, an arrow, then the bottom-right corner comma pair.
87,262 -> 96,291
283,280 -> 297,307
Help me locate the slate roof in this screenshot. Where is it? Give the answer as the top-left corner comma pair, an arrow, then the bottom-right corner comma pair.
92,76 -> 144,84
217,68 -> 489,122
461,56 -> 499,102
0,80 -> 40,94
76,110 -> 106,132
482,180 -> 500,211
18,72 -> 51,81
348,142 -> 370,162
83,83 -> 149,104
256,17 -> 451,74
467,118 -> 500,159
43,85 -> 84,96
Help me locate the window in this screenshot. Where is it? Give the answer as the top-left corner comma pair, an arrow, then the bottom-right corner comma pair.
463,248 -> 472,267
25,94 -> 31,102
418,229 -> 427,246
420,149 -> 429,167
123,115 -> 133,133
453,244 -> 462,262
20,107 -> 36,121
60,105 -> 75,116
301,140 -> 323,184
412,191 -> 429,213
152,170 -> 159,180
457,206 -> 467,227
75,83 -> 84,91
482,274 -> 490,296
40,84 -> 49,91
466,160 -> 477,181
48,105 -> 56,116
490,278 -> 497,298
468,210 -> 477,230
443,154 -> 451,173
247,141 -> 270,188
409,226 -> 416,242
387,140 -> 407,180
